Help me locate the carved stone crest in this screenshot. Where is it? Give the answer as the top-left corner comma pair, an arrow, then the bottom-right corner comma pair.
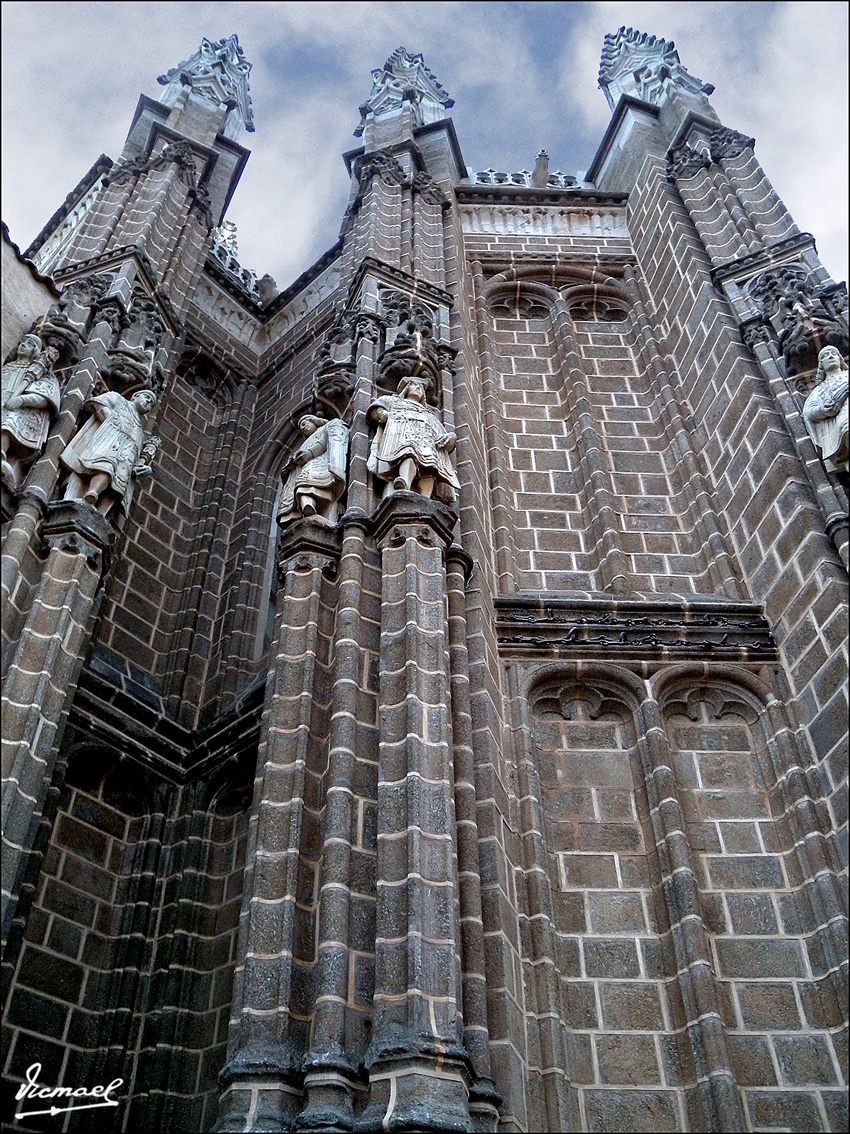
354,47 -> 453,137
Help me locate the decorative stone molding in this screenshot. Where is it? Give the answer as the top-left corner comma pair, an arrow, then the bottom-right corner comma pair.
41,498 -> 116,572
471,165 -> 578,189
158,34 -> 254,134
459,203 -> 628,238
709,126 -> 755,161
354,46 -> 453,137
599,25 -> 714,110
666,141 -> 712,182
495,596 -> 775,658
370,490 -> 458,552
411,170 -> 449,206
275,515 -> 342,583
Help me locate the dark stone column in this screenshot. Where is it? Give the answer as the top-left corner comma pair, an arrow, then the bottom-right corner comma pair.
362,492 -> 472,1134
445,547 -> 501,1133
215,518 -> 340,1133
1,500 -> 114,949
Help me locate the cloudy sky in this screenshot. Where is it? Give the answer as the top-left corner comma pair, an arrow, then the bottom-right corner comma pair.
2,2 -> 847,289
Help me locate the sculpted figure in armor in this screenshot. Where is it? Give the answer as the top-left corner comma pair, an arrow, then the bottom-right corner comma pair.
803,346 -> 849,472
278,414 -> 349,526
60,388 -> 157,515
368,374 -> 460,502
1,334 -> 61,491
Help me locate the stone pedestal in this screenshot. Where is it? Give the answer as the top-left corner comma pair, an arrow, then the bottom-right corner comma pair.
1,500 -> 114,948
362,492 -> 473,1133
215,518 -> 341,1133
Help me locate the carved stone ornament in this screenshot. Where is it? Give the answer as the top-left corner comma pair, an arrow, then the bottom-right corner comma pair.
411,170 -> 449,207
1,333 -> 62,492
779,288 -> 849,377
157,34 -> 254,133
60,388 -> 158,516
666,142 -> 712,182
745,263 -> 809,321
803,346 -> 849,472
368,374 -> 460,503
598,26 -> 715,111
340,151 -> 410,238
104,140 -> 199,189
107,287 -> 165,392
377,311 -> 440,392
277,416 -> 350,527
38,274 -> 114,360
354,46 -> 453,137
709,127 -> 755,162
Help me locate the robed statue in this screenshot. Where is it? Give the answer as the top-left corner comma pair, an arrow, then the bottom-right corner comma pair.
1,333 -> 61,491
803,346 -> 849,473
367,373 -> 459,502
61,388 -> 157,515
278,415 -> 349,526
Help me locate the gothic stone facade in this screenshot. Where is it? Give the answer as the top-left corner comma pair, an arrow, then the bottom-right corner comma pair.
1,29 -> 847,1134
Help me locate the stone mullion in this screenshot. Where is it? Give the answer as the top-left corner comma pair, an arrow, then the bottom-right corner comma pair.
165,384 -> 248,720
365,497 -> 471,1134
412,196 -> 444,289
217,552 -> 330,1133
505,666 -> 574,1134
636,690 -> 745,1132
446,548 -> 501,1132
760,700 -> 849,1010
400,183 -> 413,273
744,332 -> 849,570
624,271 -> 744,599
674,171 -> 749,267
550,296 -> 630,594
470,260 -> 517,592
1,503 -> 114,950
708,166 -> 761,251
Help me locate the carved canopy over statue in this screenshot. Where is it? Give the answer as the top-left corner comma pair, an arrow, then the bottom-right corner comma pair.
277,415 -> 349,526
803,346 -> 849,473
368,374 -> 459,502
1,333 -> 61,491
60,388 -> 157,515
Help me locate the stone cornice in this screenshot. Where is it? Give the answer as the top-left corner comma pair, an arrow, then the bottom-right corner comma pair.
495,594 -> 775,659
345,255 -> 454,312
456,185 -> 629,208
710,233 -> 818,288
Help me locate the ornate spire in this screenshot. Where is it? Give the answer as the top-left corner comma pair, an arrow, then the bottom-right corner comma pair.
598,26 -> 714,111
157,34 -> 254,133
354,47 -> 453,138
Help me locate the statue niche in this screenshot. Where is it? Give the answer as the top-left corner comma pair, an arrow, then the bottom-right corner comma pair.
1,333 -> 61,492
368,308 -> 459,503
803,346 -> 849,474
60,388 -> 158,516
277,415 -> 349,527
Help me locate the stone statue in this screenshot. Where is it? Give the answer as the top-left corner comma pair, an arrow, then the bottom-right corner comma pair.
803,346 -> 849,472
1,334 -> 61,491
60,388 -> 157,515
368,374 -> 460,502
278,415 -> 349,526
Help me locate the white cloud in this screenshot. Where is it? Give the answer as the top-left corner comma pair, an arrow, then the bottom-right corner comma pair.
2,1 -> 846,285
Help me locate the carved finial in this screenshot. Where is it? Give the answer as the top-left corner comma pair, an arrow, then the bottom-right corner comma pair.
157,34 -> 254,133
532,150 -> 549,188
598,26 -> 714,111
354,47 -> 453,138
